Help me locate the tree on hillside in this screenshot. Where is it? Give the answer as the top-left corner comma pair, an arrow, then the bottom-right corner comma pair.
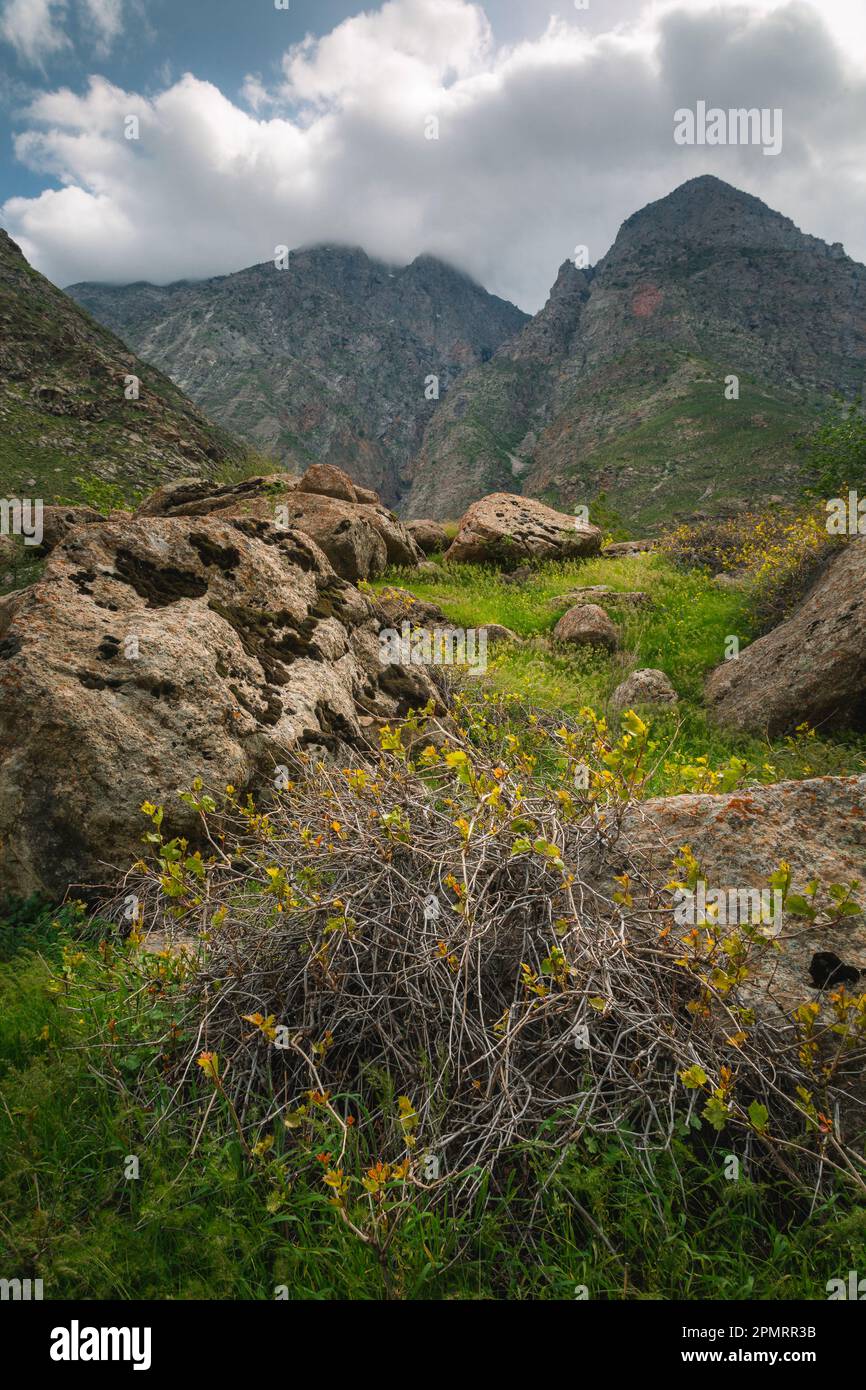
802,395 -> 866,497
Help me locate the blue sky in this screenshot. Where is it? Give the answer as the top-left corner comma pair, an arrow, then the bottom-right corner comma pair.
0,0 -> 592,198
1,0 -> 865,310
0,1 -> 352,198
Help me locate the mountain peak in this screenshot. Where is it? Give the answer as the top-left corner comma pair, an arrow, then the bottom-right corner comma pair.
405,177 -> 866,523
68,241 -> 527,507
617,175 -> 795,243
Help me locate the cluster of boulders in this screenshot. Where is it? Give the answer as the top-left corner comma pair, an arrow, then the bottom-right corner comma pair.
1,475 -> 603,898
0,475 -> 680,897
0,466 -> 444,898
5,462 -> 865,910
136,465 -> 423,582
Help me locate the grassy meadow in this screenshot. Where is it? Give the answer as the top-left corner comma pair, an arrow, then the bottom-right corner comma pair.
2,518 -> 865,1302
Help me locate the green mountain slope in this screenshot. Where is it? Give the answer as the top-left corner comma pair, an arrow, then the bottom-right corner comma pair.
0,229 -> 249,509
405,177 -> 866,526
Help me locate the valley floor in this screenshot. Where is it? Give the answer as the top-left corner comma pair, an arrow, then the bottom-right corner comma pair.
1,548 -> 865,1301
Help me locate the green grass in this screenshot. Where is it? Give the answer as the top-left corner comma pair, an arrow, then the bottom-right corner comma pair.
2,545 -> 864,1301
376,550 -> 866,795
559,367 -> 816,531
1,904 -> 863,1300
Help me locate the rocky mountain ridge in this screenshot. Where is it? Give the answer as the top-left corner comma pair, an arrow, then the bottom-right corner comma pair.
405,176 -> 866,523
62,177 -> 866,527
68,245 -> 528,509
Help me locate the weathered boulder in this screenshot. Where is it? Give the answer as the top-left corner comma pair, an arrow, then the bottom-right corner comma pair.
275,494 -> 389,581
374,585 -> 449,629
705,538 -> 866,734
553,603 -> 619,651
444,493 -> 601,567
481,623 -> 520,644
135,474 -> 422,581
298,463 -> 358,503
406,519 -> 449,555
601,538 -> 656,557
135,473 -> 298,519
595,775 -> 866,1021
549,585 -> 652,611
0,514 -> 438,898
38,504 -> 103,553
277,494 -> 423,576
345,502 -> 423,571
354,485 -> 381,506
610,668 -> 678,712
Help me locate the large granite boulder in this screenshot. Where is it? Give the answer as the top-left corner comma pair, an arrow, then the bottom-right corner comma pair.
444,493 -> 602,567
705,538 -> 866,735
297,463 -> 358,503
135,474 -> 422,581
595,775 -> 866,1023
279,494 -> 422,576
0,514 -> 438,898
273,494 -> 388,581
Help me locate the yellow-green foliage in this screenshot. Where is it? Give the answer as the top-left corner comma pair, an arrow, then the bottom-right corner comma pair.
660,503 -> 840,629
375,550 -> 866,797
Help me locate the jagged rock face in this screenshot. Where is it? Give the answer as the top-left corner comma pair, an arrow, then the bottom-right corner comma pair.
67,247 -> 528,509
444,493 -> 602,567
135,471 -> 422,581
405,176 -> 866,524
705,538 -> 866,736
0,230 -> 246,508
0,514 -> 438,898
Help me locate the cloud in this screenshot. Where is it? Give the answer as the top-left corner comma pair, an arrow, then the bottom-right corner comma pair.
81,0 -> 123,53
1,0 -> 70,66
0,0 -> 123,66
4,0 -> 866,310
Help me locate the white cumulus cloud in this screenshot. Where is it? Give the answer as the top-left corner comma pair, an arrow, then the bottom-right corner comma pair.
3,0 -> 866,310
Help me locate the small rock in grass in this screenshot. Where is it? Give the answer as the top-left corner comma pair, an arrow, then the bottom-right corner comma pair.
480,623 -> 520,644
406,519 -> 449,555
600,539 -> 656,556
609,668 -> 678,712
553,603 -> 619,652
